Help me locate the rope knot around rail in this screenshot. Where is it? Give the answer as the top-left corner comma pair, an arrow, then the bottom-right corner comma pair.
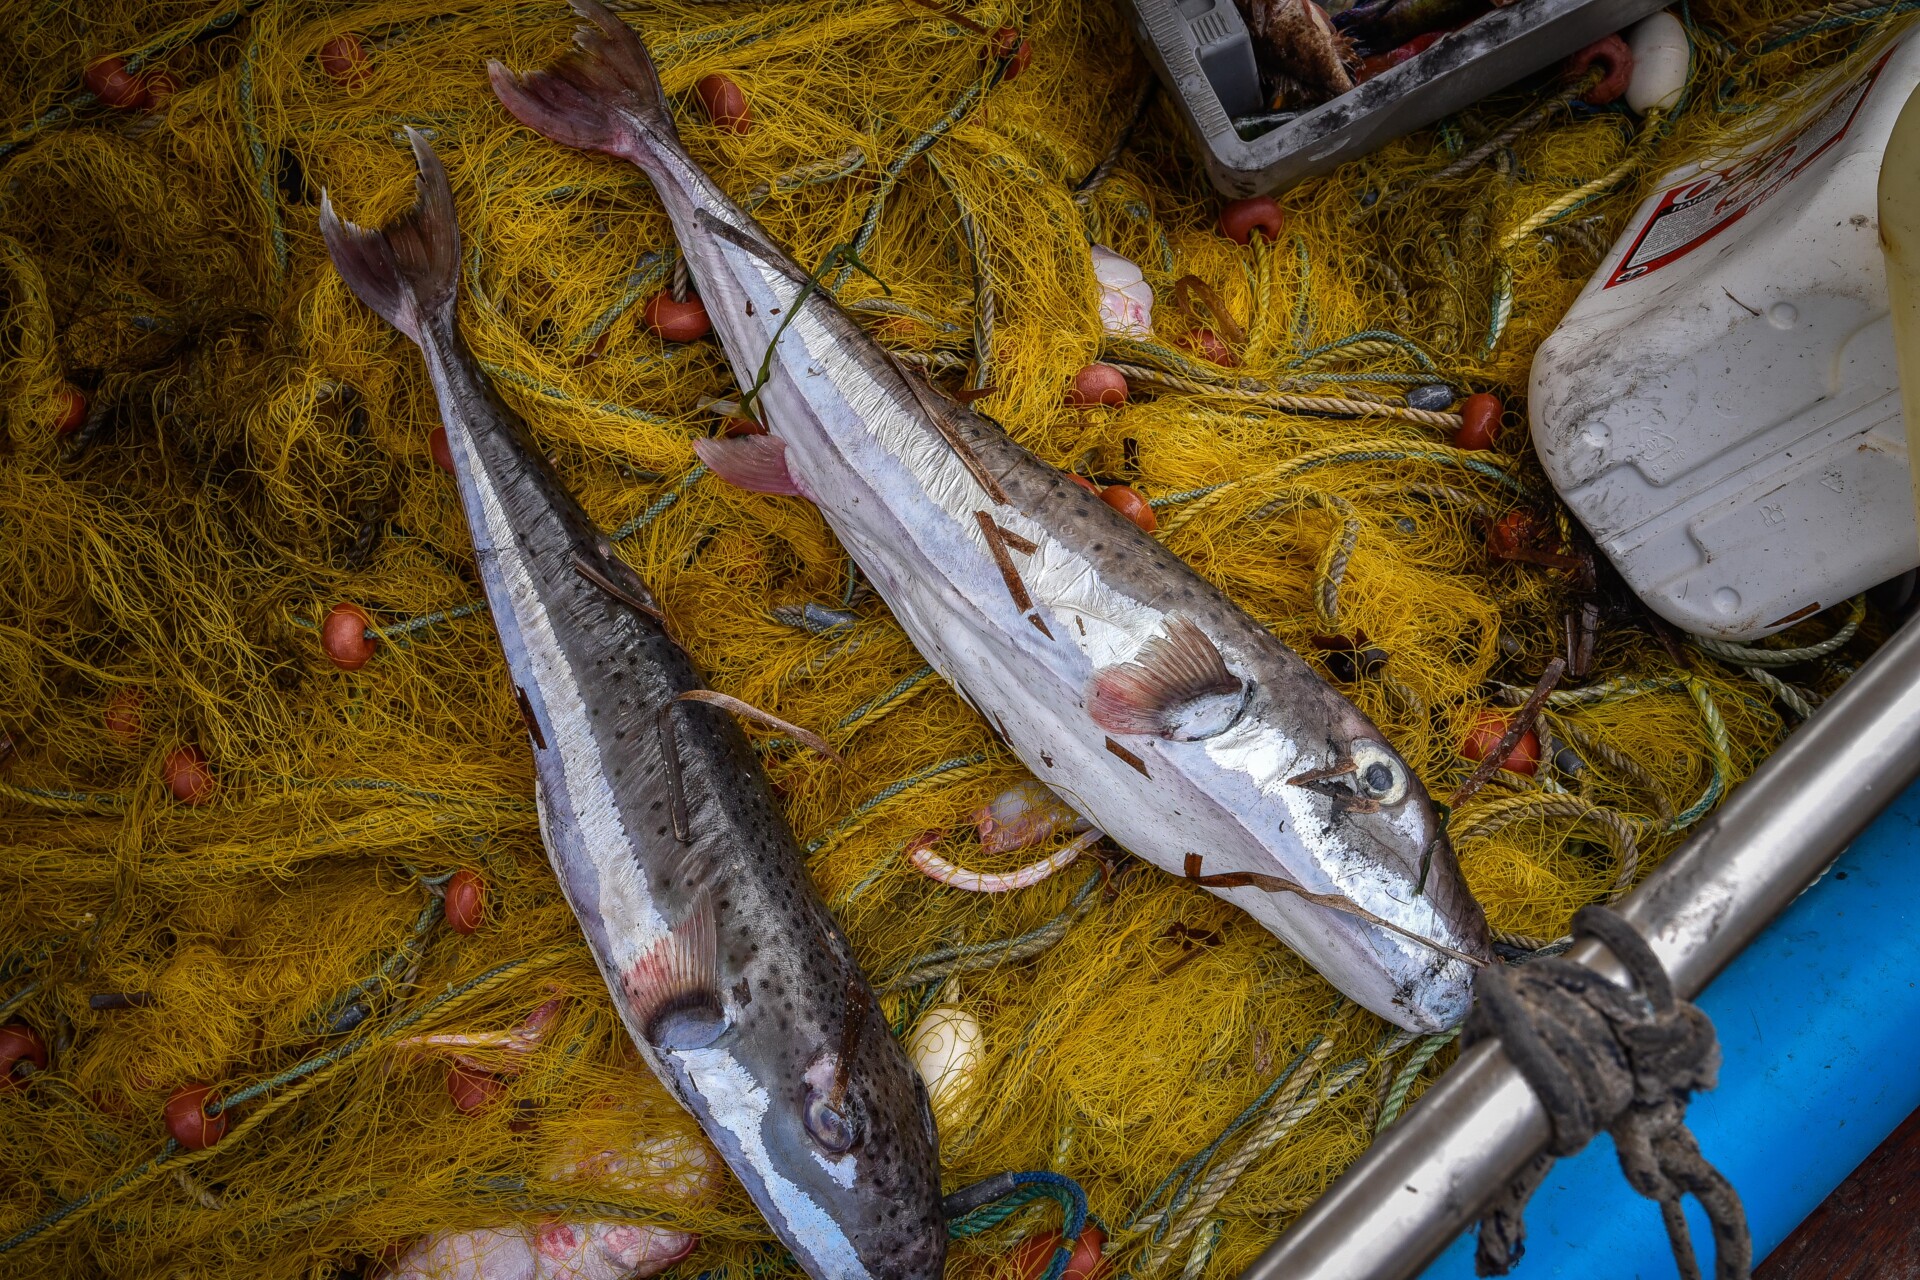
1466,906 -> 1751,1280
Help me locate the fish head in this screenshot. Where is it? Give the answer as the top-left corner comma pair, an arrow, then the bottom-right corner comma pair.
1087,617 -> 1489,1028
666,969 -> 945,1280
1247,680 -> 1491,1031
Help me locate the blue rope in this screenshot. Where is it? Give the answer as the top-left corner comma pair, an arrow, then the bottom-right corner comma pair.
804,752 -> 989,854
478,362 -> 671,423
946,1170 -> 1091,1280
238,31 -> 287,278
1124,1039 -> 1319,1237
612,465 -> 708,543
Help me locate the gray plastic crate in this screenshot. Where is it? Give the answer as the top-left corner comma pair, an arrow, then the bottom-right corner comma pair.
1126,0 -> 1672,197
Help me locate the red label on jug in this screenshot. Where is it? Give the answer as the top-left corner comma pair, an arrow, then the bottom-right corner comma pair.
1604,51 -> 1892,288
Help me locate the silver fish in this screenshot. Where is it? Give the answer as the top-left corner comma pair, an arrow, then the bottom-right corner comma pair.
490,0 -> 1491,1031
319,133 -> 945,1280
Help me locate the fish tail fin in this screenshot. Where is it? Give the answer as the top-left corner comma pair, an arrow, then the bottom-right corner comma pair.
488,0 -> 679,161
318,128 -> 458,344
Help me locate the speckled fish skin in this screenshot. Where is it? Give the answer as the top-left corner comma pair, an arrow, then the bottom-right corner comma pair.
319,134 -> 944,1280
490,1 -> 1490,1032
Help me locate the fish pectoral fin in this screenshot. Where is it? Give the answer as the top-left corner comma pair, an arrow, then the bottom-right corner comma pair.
691,434 -> 807,498
622,893 -> 727,1052
1086,617 -> 1248,741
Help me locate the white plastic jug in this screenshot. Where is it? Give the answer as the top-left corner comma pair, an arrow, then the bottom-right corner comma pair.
1530,29 -> 1920,641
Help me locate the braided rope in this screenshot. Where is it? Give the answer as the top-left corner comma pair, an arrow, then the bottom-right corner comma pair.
1243,488 -> 1361,626
1744,664 -> 1817,719
480,360 -> 674,423
1158,439 -> 1526,538
1290,329 -> 1438,371
804,752 -> 993,855
1422,79 -> 1594,189
1179,1220 -> 1225,1280
1548,714 -> 1676,824
611,465 -> 708,543
1105,361 -> 1462,425
1134,1046 -> 1366,1273
927,152 -> 995,391
239,30 -> 288,278
839,74 -> 991,283
1690,595 -> 1864,666
878,867 -> 1104,993
0,949 -> 573,1253
1754,0 -> 1920,46
1073,76 -> 1154,203
0,781 -> 127,814
1376,1028 -> 1460,1133
1496,116 -> 1667,254
1453,792 -> 1642,899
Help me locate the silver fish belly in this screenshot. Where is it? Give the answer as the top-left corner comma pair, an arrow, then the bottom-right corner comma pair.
491,0 -> 1491,1033
320,130 -> 944,1280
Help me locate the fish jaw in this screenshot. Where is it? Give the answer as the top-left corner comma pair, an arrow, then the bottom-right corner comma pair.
1179,686 -> 1488,1031
668,1040 -> 945,1280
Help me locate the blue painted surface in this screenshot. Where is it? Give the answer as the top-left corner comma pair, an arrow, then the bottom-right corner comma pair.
1422,778 -> 1920,1279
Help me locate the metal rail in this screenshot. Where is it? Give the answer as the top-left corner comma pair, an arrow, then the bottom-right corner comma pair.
1240,612 -> 1920,1280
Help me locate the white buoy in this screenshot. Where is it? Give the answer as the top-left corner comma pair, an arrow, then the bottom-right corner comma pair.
1625,11 -> 1689,115
907,1005 -> 984,1126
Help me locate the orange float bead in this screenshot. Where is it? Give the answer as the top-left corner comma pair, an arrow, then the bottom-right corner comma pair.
1185,328 -> 1236,366
644,293 -> 713,343
85,57 -> 151,110
0,1022 -> 49,1089
1218,195 -> 1284,244
1356,31 -> 1443,81
1563,34 -> 1632,106
986,28 -> 1033,80
695,74 -> 751,133
1067,474 -> 1098,494
142,69 -> 180,106
1066,363 -> 1128,408
50,384 -> 87,435
163,746 -> 216,806
443,869 -> 486,935
104,688 -> 145,742
321,603 -> 377,671
1008,1224 -> 1111,1280
448,1063 -> 503,1112
163,1084 -> 228,1149
1453,393 -> 1502,450
1485,509 -> 1538,561
429,425 -> 455,473
721,417 -> 768,437
1100,484 -> 1156,533
318,34 -> 370,87
1462,711 -> 1540,777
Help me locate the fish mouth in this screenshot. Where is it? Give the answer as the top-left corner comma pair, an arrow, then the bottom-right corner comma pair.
669,1043 -> 945,1280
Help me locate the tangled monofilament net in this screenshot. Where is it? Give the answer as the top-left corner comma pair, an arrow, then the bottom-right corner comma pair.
0,1 -> 1907,1276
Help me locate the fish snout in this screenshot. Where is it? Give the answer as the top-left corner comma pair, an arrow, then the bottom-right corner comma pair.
1389,952 -> 1480,1034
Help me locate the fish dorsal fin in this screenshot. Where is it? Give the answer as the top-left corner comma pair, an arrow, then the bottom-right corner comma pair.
621,893 -> 725,1052
1087,617 -> 1249,741
691,434 -> 806,497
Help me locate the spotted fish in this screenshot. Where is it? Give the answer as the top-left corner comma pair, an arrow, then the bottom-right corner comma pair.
490,0 -> 1492,1032
319,132 -> 944,1280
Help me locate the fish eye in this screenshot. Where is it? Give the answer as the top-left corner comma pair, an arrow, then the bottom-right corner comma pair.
1350,741 -> 1409,806
804,1086 -> 862,1153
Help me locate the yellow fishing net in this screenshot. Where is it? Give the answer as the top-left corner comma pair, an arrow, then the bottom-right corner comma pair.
0,1 -> 1906,1276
